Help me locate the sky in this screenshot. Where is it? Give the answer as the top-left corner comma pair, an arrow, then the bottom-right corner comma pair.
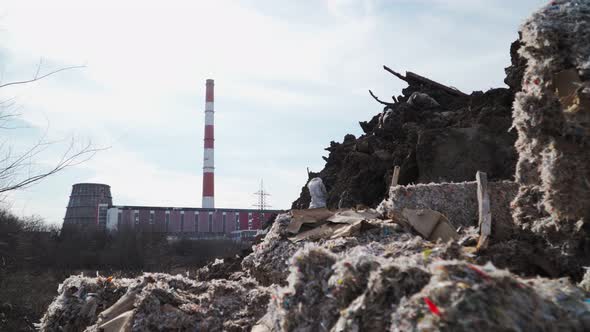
0,0 -> 545,225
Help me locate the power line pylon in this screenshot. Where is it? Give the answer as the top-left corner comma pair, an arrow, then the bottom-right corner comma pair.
253,180 -> 271,225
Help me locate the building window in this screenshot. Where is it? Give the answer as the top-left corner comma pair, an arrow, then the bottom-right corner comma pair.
222,213 -> 226,233
117,211 -> 122,226
180,212 -> 185,232
134,210 -> 139,225
149,211 -> 155,224
195,213 -> 199,232
208,213 -> 213,233
165,212 -> 170,232
248,212 -> 253,230
235,214 -> 240,231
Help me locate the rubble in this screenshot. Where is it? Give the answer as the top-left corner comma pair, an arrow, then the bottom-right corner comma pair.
38,273 -> 270,332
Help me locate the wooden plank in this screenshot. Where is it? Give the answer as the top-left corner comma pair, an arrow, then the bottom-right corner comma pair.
406,71 -> 469,97
476,171 -> 491,250
391,166 -> 401,187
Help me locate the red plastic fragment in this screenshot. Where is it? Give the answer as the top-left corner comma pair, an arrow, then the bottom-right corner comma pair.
533,78 -> 541,85
423,297 -> 441,316
467,264 -> 491,281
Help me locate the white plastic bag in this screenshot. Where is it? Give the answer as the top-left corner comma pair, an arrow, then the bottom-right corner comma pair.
308,177 -> 327,209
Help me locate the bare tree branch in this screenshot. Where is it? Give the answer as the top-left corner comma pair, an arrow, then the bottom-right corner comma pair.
0,62 -> 106,195
0,65 -> 86,89
369,89 -> 396,107
0,140 -> 109,194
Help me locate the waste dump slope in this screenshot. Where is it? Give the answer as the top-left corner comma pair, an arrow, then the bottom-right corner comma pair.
292,60 -> 522,209
38,2 -> 590,331
512,0 -> 590,238
39,273 -> 269,332
39,207 -> 590,331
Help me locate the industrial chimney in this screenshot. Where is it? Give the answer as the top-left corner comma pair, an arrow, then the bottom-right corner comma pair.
202,79 -> 215,209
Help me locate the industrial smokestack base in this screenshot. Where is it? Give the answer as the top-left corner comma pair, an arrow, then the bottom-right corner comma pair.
202,79 -> 215,209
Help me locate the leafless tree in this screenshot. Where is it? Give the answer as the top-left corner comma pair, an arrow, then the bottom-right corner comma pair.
0,62 -> 106,195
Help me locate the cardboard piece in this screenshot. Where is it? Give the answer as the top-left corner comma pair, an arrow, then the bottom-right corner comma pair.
252,313 -> 273,332
98,289 -> 139,323
289,223 -> 347,243
476,171 -> 491,251
287,208 -> 335,234
288,209 -> 382,242
553,68 -> 590,113
326,209 -> 381,224
402,208 -> 458,242
98,309 -> 135,332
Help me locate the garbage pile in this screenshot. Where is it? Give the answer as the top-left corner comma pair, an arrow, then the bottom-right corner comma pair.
38,273 -> 270,331
258,244 -> 590,332
512,0 -> 590,240
242,209 -> 409,286
39,204 -> 590,331
38,1 -> 590,331
292,56 -> 521,210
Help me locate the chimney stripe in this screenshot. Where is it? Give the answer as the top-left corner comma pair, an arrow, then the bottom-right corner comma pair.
202,79 -> 215,209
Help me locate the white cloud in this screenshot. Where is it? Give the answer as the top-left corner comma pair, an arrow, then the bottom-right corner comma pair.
1,0 -> 546,224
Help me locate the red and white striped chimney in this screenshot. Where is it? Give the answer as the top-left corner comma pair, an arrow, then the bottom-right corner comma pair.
202,79 -> 215,209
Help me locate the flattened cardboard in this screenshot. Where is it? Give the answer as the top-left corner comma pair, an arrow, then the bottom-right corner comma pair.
553,68 -> 590,113
402,208 -> 458,242
288,208 -> 335,234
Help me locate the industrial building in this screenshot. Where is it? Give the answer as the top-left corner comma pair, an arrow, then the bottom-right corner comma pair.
62,79 -> 281,236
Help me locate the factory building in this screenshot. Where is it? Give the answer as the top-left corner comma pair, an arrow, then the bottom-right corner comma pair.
64,183 -> 280,236
101,205 -> 277,234
62,79 -> 282,237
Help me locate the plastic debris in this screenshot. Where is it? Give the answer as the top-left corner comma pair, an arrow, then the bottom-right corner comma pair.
307,177 -> 328,209
423,297 -> 441,317
407,92 -> 440,109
